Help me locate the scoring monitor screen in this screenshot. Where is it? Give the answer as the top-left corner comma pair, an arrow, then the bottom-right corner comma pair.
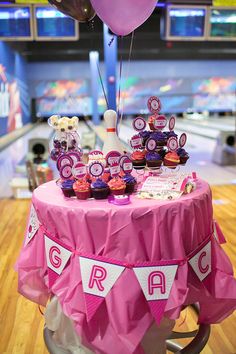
35,6 -> 78,40
168,7 -> 206,39
0,6 -> 32,39
210,8 -> 236,39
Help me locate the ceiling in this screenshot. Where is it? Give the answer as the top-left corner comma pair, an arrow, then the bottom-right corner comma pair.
6,1 -> 236,62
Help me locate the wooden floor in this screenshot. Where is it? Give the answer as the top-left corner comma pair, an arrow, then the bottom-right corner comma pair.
0,185 -> 236,354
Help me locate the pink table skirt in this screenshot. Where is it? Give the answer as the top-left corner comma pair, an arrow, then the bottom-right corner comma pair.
16,179 -> 236,354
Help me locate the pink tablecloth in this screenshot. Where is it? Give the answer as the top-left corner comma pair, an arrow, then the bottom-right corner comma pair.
16,179 -> 236,354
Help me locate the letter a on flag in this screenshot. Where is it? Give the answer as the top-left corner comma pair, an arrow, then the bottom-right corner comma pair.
133,264 -> 178,324
45,235 -> 72,288
79,256 -> 125,321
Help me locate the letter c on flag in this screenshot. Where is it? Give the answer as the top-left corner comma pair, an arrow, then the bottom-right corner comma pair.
198,251 -> 209,274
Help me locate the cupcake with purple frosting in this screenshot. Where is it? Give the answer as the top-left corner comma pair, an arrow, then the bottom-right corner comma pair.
61,179 -> 76,197
177,148 -> 189,165
91,178 -> 110,199
146,152 -> 162,168
139,130 -> 151,147
150,131 -> 167,147
164,131 -> 178,140
122,174 -> 137,194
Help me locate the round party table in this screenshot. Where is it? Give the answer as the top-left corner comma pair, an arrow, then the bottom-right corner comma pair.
16,179 -> 236,354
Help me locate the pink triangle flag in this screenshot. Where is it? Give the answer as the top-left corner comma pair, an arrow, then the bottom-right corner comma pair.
48,267 -> 60,289
79,256 -> 125,321
45,235 -> 72,288
133,263 -> 178,325
148,299 -> 168,325
84,293 -> 104,322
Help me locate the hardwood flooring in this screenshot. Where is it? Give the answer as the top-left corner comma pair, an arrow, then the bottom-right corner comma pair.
0,185 -> 235,354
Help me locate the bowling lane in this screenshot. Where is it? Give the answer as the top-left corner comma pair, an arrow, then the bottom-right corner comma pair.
174,117 -> 235,139
0,121 -> 91,199
119,119 -> 236,185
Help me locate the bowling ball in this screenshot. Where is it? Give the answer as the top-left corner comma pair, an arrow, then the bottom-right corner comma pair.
61,140 -> 67,149
50,149 -> 61,161
53,139 -> 61,149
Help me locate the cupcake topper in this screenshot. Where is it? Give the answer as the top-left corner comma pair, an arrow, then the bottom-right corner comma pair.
169,116 -> 176,131
67,151 -> 81,165
132,116 -> 147,132
106,150 -> 122,166
89,150 -> 104,159
119,154 -> 131,167
145,137 -> 157,152
72,162 -> 87,179
167,137 -> 178,152
122,157 -> 133,174
110,161 -> 120,178
153,115 -> 167,131
59,164 -> 73,180
57,154 -> 73,171
88,161 -> 104,178
179,133 -> 187,148
147,96 -> 161,114
130,135 -> 142,150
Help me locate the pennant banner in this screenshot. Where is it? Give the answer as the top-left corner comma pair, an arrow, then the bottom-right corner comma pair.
79,256 -> 125,321
25,205 -> 40,246
45,235 -> 72,288
24,211 -> 215,323
133,264 -> 178,324
189,240 -> 212,282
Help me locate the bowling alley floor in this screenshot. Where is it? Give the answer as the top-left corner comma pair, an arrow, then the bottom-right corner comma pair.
0,121 -> 92,199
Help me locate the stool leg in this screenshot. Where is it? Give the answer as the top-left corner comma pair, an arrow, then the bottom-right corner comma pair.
141,317 -> 175,354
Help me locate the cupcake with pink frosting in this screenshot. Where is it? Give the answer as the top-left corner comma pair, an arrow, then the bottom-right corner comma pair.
130,150 -> 146,169
108,177 -> 126,195
73,180 -> 91,200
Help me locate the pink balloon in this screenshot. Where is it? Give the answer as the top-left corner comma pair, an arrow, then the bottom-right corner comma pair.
91,0 -> 157,36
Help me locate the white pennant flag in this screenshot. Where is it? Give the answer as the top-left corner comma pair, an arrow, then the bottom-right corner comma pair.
133,264 -> 178,324
133,265 -> 178,301
45,235 -> 72,287
79,257 -> 125,321
189,241 -> 211,282
25,204 -> 40,246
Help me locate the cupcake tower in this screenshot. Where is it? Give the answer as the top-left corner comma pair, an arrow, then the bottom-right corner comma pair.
130,96 -> 189,169
55,148 -> 137,200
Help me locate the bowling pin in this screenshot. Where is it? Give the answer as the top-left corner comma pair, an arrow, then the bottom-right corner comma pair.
102,110 -> 124,155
